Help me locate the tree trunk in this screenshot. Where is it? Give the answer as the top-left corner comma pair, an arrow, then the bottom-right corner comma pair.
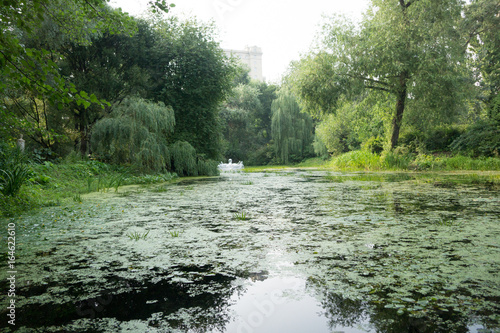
79,124 -> 88,157
76,108 -> 88,157
390,71 -> 408,149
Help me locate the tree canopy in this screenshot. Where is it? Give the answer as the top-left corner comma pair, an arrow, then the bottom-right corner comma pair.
271,89 -> 314,164
289,0 -> 471,149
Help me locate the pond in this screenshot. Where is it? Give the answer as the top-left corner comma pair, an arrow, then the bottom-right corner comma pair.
1,170 -> 499,332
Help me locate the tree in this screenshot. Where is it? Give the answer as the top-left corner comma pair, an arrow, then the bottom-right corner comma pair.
0,0 -> 136,114
150,17 -> 236,160
0,0 -> 173,150
289,0 -> 469,149
462,0 -> 500,122
59,19 -> 158,155
271,89 -> 314,164
220,83 -> 262,161
91,97 -> 175,172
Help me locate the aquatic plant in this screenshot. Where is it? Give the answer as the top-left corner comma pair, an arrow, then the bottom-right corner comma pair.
72,193 -> 82,203
242,181 -> 254,185
105,172 -> 128,192
126,231 -> 149,241
233,211 -> 248,220
169,230 -> 181,237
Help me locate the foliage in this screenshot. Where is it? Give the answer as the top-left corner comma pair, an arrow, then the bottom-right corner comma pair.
271,89 -> 314,164
220,82 -> 264,162
57,19 -> 163,155
1,165 -> 31,196
0,157 -> 177,217
314,93 -> 391,156
169,141 -> 198,177
151,17 -> 237,160
219,78 -> 278,165
329,150 -> 382,170
0,143 -> 30,196
91,97 -> 175,172
313,134 -> 329,159
450,120 -> 500,156
233,211 -> 248,221
463,0 -> 500,118
169,230 -> 181,237
289,0 -> 470,149
327,149 -> 500,171
0,0 -> 134,133
168,141 -> 219,177
316,105 -> 360,156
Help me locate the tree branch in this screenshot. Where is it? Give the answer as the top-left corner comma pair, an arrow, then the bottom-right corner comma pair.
336,72 -> 393,87
400,0 -> 418,9
365,85 -> 393,93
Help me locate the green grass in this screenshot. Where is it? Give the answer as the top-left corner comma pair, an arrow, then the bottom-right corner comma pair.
169,230 -> 181,237
296,157 -> 329,168
326,150 -> 500,172
244,152 -> 500,173
0,158 -> 178,217
233,211 -> 248,221
126,230 -> 149,241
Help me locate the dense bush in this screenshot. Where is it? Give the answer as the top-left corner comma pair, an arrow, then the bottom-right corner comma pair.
316,112 -> 360,156
362,136 -> 385,154
450,121 -> 500,156
424,125 -> 465,151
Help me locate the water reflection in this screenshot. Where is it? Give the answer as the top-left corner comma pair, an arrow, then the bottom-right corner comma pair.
217,276 -> 371,333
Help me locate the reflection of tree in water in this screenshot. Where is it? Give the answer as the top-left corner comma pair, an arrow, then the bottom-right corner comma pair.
320,292 -> 370,328
0,265 -> 240,332
319,291 -> 474,333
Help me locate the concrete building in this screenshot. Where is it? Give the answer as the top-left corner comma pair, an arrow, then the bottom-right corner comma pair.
225,46 -> 263,81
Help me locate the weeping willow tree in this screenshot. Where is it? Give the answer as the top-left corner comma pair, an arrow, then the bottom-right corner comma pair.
271,89 -> 314,164
91,97 -> 175,172
168,141 -> 220,177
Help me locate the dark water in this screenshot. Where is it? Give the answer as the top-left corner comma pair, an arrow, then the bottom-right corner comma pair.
1,171 -> 499,332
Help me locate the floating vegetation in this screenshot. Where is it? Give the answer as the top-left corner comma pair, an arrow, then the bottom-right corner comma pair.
1,170 -> 499,332
241,181 -> 254,185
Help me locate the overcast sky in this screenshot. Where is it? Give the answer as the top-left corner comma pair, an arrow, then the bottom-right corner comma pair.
109,0 -> 369,82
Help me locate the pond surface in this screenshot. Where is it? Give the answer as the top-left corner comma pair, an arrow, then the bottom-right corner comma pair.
1,170 -> 499,332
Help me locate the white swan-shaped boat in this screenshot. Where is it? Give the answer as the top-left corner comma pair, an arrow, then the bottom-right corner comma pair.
218,159 -> 244,172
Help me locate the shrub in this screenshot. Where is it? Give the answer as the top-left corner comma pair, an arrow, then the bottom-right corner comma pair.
169,141 -> 219,176
450,121 -> 500,156
362,136 -> 385,154
1,165 -> 30,196
424,124 -> 465,152
0,143 -> 30,196
313,134 -> 329,160
381,147 -> 414,170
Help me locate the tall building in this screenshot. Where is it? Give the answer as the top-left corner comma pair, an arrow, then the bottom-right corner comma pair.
225,46 -> 263,81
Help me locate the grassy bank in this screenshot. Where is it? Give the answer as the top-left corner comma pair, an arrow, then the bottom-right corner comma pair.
245,151 -> 500,174
327,150 -> 500,171
0,158 -> 177,217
